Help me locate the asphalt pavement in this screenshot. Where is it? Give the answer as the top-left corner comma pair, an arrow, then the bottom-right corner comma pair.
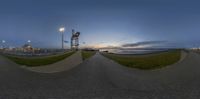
0,51 -> 200,99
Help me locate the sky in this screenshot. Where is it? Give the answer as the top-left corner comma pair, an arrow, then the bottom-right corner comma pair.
0,0 -> 200,49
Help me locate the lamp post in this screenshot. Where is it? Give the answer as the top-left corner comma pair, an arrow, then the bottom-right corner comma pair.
59,27 -> 65,49
2,40 -> 5,49
27,40 -> 31,44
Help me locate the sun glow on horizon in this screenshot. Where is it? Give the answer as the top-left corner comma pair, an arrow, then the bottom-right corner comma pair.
82,42 -> 120,49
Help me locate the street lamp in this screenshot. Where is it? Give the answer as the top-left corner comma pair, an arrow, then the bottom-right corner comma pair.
28,40 -> 31,43
59,27 -> 65,49
2,40 -> 5,43
2,40 -> 5,48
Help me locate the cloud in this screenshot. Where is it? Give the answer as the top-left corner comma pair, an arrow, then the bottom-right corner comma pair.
121,41 -> 167,48
99,46 -> 121,49
94,41 -> 179,49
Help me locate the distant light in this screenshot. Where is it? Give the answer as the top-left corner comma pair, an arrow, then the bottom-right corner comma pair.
2,40 -> 5,43
28,40 -> 31,43
59,27 -> 65,32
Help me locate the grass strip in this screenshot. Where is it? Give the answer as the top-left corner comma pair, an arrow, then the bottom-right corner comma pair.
102,50 -> 181,70
81,51 -> 96,60
5,51 -> 75,67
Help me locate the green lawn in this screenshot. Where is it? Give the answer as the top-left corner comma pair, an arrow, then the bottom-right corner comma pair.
81,51 -> 96,60
5,51 -> 75,67
102,50 -> 181,70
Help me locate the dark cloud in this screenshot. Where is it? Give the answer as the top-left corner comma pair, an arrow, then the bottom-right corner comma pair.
121,41 -> 167,47
99,46 -> 120,49
99,41 -> 183,50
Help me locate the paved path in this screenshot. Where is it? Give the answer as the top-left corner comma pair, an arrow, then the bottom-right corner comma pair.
0,51 -> 200,98
22,51 -> 83,73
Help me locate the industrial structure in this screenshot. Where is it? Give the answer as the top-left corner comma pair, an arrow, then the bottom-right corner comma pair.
71,29 -> 80,50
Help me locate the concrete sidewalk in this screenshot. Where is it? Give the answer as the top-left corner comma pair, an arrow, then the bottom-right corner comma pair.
23,51 -> 83,73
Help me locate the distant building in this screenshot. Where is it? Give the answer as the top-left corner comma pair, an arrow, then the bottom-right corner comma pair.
22,44 -> 33,52
20,44 -> 40,53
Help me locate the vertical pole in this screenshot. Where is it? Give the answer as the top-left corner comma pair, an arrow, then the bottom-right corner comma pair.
71,38 -> 72,50
71,29 -> 73,50
77,37 -> 79,50
62,33 -> 64,49
71,37 -> 73,50
75,37 -> 78,50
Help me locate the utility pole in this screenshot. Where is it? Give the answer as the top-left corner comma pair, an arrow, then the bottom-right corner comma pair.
59,27 -> 65,49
